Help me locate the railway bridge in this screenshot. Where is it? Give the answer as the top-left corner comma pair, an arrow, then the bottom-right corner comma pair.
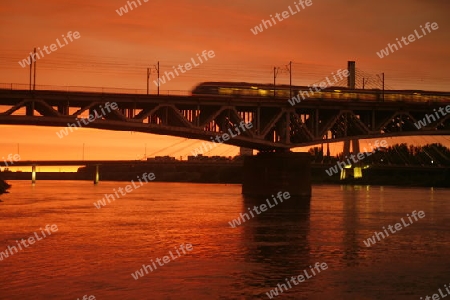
0,86 -> 449,149
1,84 -> 449,196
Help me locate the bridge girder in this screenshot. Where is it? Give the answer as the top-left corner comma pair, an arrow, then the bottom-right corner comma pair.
0,90 -> 450,150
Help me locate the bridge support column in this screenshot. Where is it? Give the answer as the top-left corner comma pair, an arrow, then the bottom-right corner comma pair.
58,103 -> 69,115
94,165 -> 100,185
26,101 -> 35,116
242,152 -> 311,197
343,139 -> 360,156
31,165 -> 36,184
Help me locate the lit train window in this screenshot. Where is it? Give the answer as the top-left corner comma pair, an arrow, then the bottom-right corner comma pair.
312,91 -> 321,98
345,93 -> 356,100
241,89 -> 258,96
323,92 -> 332,98
297,90 -> 306,98
259,89 -> 269,96
315,92 -> 323,98
277,89 -> 289,97
262,89 -> 274,96
219,88 -> 233,95
366,94 -> 376,100
386,94 -> 395,100
333,92 -> 342,99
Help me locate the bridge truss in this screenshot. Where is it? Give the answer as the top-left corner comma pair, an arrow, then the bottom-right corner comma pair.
0,89 -> 449,150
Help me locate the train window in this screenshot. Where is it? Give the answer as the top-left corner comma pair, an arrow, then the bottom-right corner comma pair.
362,93 -> 376,101
243,88 -> 257,96
259,89 -> 269,97
312,91 -> 322,99
262,89 -> 275,97
345,93 -> 356,100
323,91 -> 332,98
219,88 -> 233,95
277,89 -> 289,97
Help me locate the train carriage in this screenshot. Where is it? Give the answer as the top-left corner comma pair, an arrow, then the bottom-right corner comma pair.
191,82 -> 450,103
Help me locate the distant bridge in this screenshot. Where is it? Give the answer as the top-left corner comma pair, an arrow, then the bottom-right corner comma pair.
0,159 -> 236,167
0,158 -> 243,184
1,84 -> 450,150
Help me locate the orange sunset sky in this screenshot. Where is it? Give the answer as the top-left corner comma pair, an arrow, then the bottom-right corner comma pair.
1,0 -> 450,170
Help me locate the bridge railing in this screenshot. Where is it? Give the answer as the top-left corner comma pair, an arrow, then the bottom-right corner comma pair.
0,83 -> 191,96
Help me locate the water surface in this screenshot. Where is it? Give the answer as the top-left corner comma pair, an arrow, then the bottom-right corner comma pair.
0,181 -> 449,299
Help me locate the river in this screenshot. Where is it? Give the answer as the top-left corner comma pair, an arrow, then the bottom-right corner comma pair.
0,181 -> 449,299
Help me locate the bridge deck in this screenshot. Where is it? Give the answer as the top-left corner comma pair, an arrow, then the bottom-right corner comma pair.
1,88 -> 449,149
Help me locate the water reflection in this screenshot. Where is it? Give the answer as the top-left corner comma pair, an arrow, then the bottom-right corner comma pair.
341,186 -> 363,265
1,182 -> 449,299
240,195 -> 311,292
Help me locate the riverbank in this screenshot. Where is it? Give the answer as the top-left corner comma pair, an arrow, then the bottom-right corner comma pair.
1,163 -> 449,188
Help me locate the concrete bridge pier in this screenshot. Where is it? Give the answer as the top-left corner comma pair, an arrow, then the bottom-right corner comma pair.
242,152 -> 311,198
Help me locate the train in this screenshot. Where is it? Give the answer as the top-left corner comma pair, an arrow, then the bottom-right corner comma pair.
191,81 -> 450,102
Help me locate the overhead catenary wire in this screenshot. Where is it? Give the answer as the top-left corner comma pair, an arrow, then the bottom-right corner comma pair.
1,49 -> 448,91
